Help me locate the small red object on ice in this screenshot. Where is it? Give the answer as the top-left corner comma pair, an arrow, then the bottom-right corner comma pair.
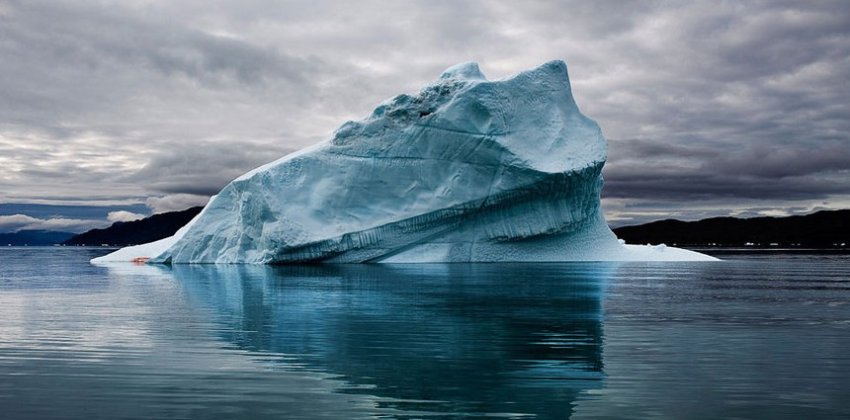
132,257 -> 150,264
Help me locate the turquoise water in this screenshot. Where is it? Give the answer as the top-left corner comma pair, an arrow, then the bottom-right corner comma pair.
1,248 -> 848,419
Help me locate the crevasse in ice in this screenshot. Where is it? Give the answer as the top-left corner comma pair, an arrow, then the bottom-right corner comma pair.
93,60 -> 716,263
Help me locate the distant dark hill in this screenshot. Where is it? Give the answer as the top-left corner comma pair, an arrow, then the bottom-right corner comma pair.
65,207 -> 203,246
0,230 -> 76,246
613,210 -> 850,248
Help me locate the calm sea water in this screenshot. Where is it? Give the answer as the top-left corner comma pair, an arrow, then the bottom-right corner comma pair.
1,248 -> 848,419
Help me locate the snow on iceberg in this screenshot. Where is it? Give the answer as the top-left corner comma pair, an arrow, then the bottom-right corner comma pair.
94,60 -> 716,264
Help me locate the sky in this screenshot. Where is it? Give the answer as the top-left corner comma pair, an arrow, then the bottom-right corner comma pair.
1,0 -> 848,233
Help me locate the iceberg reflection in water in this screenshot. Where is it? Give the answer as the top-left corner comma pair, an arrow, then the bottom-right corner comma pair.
167,263 -> 610,418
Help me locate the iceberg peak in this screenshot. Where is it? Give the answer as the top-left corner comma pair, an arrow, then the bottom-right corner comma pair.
93,60 -> 717,264
439,61 -> 486,80
528,59 -> 569,81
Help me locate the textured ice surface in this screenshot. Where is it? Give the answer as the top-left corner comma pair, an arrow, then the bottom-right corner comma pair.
93,60 -> 716,263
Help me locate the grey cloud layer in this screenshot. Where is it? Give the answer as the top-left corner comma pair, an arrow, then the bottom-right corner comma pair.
1,0 -> 848,225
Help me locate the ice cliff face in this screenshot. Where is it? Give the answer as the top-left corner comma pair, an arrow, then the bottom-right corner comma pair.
94,60 -> 716,263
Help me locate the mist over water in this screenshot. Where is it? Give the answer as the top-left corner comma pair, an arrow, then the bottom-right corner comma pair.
1,248 -> 848,419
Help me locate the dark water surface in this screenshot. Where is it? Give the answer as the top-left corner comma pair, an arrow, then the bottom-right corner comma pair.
1,248 -> 848,419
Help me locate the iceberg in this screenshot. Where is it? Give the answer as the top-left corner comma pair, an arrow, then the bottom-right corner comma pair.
94,60 -> 716,263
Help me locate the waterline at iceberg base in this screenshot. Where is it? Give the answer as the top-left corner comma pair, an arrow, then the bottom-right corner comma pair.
95,60 -> 716,264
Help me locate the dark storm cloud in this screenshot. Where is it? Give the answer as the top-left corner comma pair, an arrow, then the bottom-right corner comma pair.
126,142 -> 292,196
604,174 -> 848,201
605,138 -> 850,200
1,0 -> 320,127
0,0 -> 848,227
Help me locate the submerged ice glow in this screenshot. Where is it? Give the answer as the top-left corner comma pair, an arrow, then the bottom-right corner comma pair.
95,60 -> 715,263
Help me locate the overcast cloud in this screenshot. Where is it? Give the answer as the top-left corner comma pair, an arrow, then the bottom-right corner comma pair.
1,0 -> 848,230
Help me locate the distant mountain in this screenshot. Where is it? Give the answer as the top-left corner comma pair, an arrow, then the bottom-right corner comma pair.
613,210 -> 850,248
62,207 -> 849,248
0,230 -> 76,246
65,207 -> 203,246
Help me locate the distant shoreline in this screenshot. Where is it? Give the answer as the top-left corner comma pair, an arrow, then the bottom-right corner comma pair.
614,209 -> 848,249
4,209 -> 847,250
